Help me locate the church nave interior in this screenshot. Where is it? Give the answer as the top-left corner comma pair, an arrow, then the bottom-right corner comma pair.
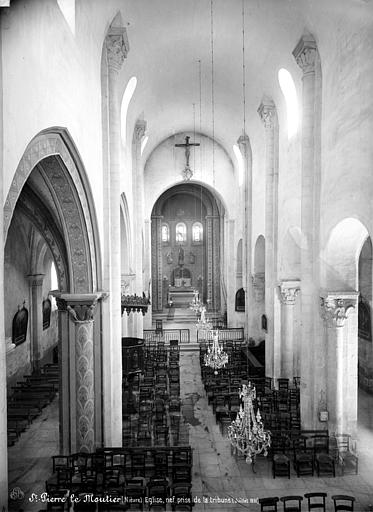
1,0 -> 373,510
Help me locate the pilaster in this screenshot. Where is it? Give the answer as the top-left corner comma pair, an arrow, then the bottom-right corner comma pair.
279,280 -> 300,379
237,133 -> 253,338
293,33 -> 320,428
27,273 -> 45,370
53,292 -> 105,453
103,24 -> 129,447
320,292 -> 359,435
258,97 -> 279,377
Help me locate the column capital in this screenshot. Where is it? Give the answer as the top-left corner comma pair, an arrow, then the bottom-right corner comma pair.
237,132 -> 250,147
105,26 -> 129,72
257,96 -> 277,129
293,33 -> 317,75
52,292 -> 105,322
133,119 -> 147,144
27,273 -> 45,287
320,291 -> 359,328
279,280 -> 300,305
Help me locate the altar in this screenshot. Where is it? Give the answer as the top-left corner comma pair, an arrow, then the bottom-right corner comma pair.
168,287 -> 194,307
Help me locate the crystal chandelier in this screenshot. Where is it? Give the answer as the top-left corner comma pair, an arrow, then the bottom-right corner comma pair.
204,330 -> 228,374
228,383 -> 271,466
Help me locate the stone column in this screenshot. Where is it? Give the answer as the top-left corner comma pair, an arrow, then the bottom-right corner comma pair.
213,215 -> 220,311
27,274 -> 45,370
151,215 -> 163,312
104,26 -> 129,446
258,97 -> 278,377
279,280 -> 300,379
227,219 -> 235,324
132,120 -> 146,336
54,293 -> 104,454
206,215 -> 214,310
238,133 -> 253,337
0,23 -> 7,506
320,292 -> 358,435
293,34 -> 319,427
143,220 -> 152,329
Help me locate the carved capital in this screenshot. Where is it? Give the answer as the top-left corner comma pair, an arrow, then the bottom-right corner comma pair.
27,273 -> 45,287
51,292 -> 104,322
293,34 -> 317,75
106,26 -> 129,71
257,96 -> 277,129
134,119 -> 147,144
320,292 -> 358,328
279,280 -> 300,305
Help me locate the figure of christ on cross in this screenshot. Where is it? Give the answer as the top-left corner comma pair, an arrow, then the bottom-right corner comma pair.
175,136 -> 200,169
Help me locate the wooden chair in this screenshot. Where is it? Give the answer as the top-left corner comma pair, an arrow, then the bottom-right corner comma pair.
334,434 -> 358,475
294,452 -> 314,477
272,454 -> 290,479
125,476 -> 146,510
170,483 -> 192,511
280,496 -> 303,512
146,477 -> 169,510
155,319 -> 163,334
315,453 -> 335,477
259,497 -> 279,512
331,495 -> 355,512
304,493 -> 327,512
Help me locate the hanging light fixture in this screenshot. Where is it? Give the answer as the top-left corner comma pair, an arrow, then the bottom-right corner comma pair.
203,329 -> 228,374
228,382 -> 271,467
227,2 -> 271,470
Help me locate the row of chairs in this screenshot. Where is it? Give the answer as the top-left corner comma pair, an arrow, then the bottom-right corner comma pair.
7,362 -> 58,446
123,340 -> 183,447
259,493 -> 355,512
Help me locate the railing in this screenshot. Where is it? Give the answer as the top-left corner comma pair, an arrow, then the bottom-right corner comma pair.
197,327 -> 244,342
143,328 -> 190,344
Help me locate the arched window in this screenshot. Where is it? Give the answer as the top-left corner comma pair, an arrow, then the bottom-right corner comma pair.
161,224 -> 169,243
192,222 -> 203,242
50,261 -> 59,310
235,288 -> 245,312
278,68 -> 299,139
176,222 -> 187,243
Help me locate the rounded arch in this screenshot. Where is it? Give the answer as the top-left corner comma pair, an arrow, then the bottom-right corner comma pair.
323,217 -> 369,290
4,128 -> 102,293
150,182 -> 223,312
151,181 -> 225,218
254,235 -> 265,275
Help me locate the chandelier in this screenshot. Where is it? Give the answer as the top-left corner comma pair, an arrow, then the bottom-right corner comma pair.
228,383 -> 271,467
204,330 -> 228,374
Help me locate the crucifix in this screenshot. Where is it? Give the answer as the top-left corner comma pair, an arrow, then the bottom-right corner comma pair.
175,136 -> 200,180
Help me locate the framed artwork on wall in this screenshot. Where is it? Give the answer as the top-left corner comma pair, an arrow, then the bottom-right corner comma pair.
12,302 -> 28,346
43,298 -> 52,330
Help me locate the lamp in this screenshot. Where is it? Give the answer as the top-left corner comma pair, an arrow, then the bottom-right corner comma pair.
228,382 -> 271,468
204,329 -> 228,374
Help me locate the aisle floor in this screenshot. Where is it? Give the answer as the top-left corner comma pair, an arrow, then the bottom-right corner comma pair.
7,348 -> 373,511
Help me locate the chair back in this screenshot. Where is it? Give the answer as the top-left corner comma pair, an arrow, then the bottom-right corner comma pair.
331,495 -> 355,512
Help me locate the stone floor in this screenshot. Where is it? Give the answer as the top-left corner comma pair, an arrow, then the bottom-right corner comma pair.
7,344 -> 373,511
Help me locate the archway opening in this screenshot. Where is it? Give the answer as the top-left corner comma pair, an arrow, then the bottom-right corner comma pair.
150,183 -> 224,318
5,131 -> 101,496
323,218 -> 372,444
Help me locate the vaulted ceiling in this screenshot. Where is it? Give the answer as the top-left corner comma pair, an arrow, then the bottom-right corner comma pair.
117,0 -> 373,162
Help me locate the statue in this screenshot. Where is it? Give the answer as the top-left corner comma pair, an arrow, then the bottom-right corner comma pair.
178,246 -> 184,265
